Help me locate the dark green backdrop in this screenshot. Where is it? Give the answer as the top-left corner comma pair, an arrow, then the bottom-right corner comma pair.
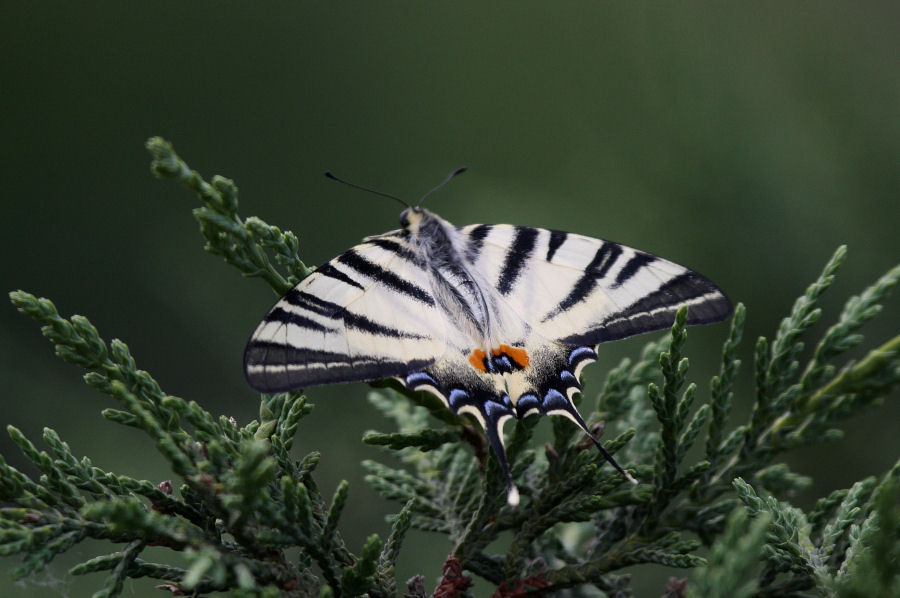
2,3 -> 898,597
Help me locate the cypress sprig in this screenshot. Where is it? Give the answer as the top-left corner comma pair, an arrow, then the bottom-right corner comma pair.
834,474 -> 900,598
808,487 -> 852,537
705,303 -> 745,469
732,478 -> 814,574
363,429 -> 462,452
725,461 -> 900,598
742,247 -> 846,457
687,509 -> 771,598
597,334 -> 669,465
3,138 -> 898,596
4,289 -> 406,596
819,477 -> 876,570
371,499 -> 415,598
598,335 -> 669,421
146,136 -> 309,294
643,307 -> 697,526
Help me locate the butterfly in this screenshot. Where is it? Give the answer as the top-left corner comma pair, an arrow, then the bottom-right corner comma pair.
243,169 -> 733,506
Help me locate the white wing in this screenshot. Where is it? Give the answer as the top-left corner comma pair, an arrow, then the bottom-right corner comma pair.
244,233 -> 448,393
457,224 -> 732,346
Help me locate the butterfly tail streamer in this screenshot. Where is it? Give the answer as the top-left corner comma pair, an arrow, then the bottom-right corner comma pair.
479,399 -> 520,507
403,371 -> 522,505
548,399 -> 638,485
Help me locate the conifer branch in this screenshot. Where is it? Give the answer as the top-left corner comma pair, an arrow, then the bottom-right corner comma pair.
146,136 -> 310,295
2,138 -> 897,596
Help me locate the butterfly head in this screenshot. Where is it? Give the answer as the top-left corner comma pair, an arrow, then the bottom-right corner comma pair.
399,206 -> 427,231
401,166 -> 468,232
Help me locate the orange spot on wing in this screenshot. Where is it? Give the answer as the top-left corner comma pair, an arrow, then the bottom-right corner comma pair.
470,345 -> 530,373
468,349 -> 487,372
498,344 -> 530,368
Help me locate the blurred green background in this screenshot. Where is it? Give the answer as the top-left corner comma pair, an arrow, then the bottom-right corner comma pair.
2,3 -> 898,597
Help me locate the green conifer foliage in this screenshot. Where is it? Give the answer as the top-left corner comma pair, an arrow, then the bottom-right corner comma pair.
2,139 -> 897,596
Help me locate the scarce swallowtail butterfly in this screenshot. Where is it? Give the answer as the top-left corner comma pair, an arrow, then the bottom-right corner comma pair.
244,169 -> 733,507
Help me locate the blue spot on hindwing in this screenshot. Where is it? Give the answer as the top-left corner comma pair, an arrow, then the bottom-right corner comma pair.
406,372 -> 437,387
448,388 -> 469,409
484,400 -> 510,420
516,394 -> 539,416
568,346 -> 595,366
560,370 -> 578,385
542,388 -> 569,411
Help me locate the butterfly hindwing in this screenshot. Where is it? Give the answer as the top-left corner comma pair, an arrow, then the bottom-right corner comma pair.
244,231 -> 449,392
400,341 -> 614,504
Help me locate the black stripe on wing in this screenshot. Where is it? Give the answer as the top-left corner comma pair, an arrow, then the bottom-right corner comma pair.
497,226 -> 539,295
613,252 -> 657,287
315,263 -> 365,290
284,289 -> 343,317
465,224 -> 493,262
542,242 -> 622,322
342,311 -> 428,339
546,230 -> 568,262
336,249 -> 434,306
265,307 -> 338,333
558,271 -> 733,345
245,341 -> 434,392
258,305 -> 424,340
365,237 -> 422,265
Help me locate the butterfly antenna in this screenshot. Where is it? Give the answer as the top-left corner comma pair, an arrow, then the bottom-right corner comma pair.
416,166 -> 468,207
324,171 -> 410,208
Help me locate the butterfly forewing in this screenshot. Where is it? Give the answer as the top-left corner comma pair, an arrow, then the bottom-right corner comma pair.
457,224 -> 732,346
244,232 -> 448,392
